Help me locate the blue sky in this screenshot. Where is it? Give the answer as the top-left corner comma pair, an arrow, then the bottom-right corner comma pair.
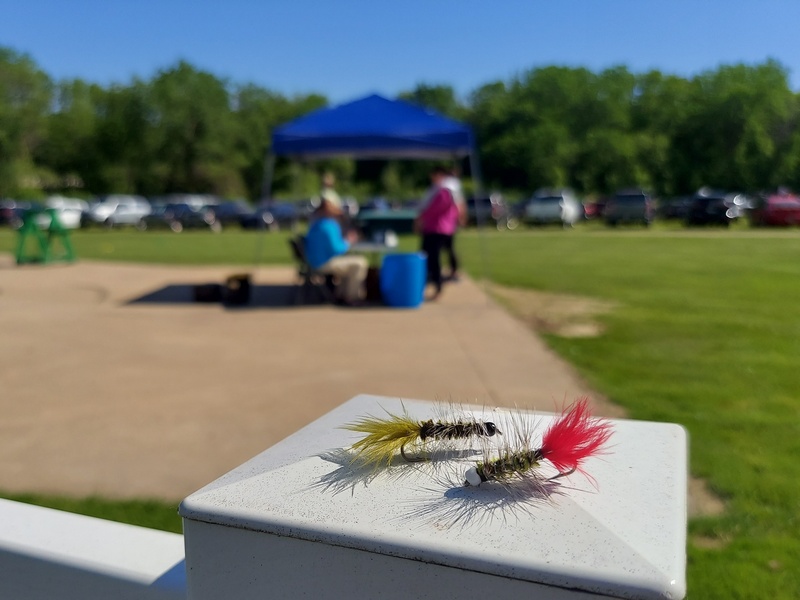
2,1 -> 799,103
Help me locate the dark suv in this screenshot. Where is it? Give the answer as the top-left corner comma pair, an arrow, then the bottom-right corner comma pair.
684,190 -> 739,227
604,189 -> 654,227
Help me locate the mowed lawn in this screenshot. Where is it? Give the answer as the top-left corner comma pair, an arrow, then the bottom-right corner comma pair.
2,224 -> 799,599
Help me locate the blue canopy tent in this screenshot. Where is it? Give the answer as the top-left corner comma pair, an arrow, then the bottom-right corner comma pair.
263,93 -> 483,198
271,93 -> 473,159
259,93 -> 490,285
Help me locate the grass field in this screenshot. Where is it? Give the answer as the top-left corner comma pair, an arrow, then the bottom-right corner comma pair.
2,223 -> 799,598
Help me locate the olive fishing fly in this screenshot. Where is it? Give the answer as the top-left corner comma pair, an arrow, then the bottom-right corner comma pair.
464,398 -> 612,487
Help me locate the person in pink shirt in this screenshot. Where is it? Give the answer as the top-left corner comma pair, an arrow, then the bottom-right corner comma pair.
442,167 -> 467,281
416,166 -> 461,300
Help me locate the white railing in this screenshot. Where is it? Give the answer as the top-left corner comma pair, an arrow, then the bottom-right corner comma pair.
0,498 -> 185,599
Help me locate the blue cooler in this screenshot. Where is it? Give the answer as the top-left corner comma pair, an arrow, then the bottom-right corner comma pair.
380,252 -> 427,308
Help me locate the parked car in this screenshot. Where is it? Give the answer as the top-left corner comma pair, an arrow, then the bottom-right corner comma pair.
361,197 -> 391,212
240,202 -> 301,231
604,189 -> 654,227
0,199 -> 15,227
294,198 -> 319,221
1,200 -> 38,229
520,188 -> 582,227
146,194 -> 220,216
660,196 -> 692,220
748,190 -> 800,226
582,199 -> 607,220
83,195 -> 151,228
466,193 -> 516,230
400,199 -> 421,211
40,196 -> 89,229
137,202 -> 221,232
684,190 -> 740,227
209,200 -> 254,229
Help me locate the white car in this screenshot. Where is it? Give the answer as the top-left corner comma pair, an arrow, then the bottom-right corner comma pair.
522,189 -> 582,227
39,196 -> 89,229
84,195 -> 151,227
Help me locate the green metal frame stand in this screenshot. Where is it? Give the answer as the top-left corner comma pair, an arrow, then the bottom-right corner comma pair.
15,208 -> 76,265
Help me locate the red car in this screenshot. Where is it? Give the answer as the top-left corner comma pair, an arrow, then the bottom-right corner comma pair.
749,191 -> 800,226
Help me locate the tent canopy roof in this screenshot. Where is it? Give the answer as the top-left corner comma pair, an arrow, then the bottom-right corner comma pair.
271,94 -> 474,159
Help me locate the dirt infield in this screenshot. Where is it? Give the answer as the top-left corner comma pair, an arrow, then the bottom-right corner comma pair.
0,256 -> 608,501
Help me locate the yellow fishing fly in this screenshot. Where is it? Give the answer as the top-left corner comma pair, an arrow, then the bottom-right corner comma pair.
342,409 -> 500,468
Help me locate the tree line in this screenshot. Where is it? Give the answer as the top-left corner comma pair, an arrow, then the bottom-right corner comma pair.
2,45 -> 799,202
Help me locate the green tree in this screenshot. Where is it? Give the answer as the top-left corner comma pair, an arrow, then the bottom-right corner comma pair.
4,47 -> 799,202
773,94 -> 800,190
399,84 -> 465,119
0,47 -> 52,195
469,67 -> 601,193
92,81 -> 155,193
36,79 -> 102,193
148,61 -> 240,195
232,85 -> 327,199
468,80 -> 520,190
232,85 -> 286,199
569,67 -> 645,195
631,71 -> 693,196
670,61 -> 796,192
574,128 -> 644,194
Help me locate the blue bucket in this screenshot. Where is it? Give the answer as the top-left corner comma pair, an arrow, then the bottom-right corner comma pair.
380,252 -> 427,308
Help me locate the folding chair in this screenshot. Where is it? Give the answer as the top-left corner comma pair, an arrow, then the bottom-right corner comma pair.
288,236 -> 336,304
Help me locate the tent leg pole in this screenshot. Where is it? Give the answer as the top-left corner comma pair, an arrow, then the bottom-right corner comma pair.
254,153 -> 276,267
468,148 -> 491,295
261,153 -> 276,201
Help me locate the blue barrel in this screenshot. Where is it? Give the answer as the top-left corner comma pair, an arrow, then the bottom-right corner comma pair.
380,252 -> 427,308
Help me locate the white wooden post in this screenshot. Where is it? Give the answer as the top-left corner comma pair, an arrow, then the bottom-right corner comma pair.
180,394 -> 686,599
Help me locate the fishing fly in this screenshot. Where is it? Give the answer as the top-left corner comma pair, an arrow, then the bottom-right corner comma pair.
342,407 -> 501,467
464,398 -> 611,487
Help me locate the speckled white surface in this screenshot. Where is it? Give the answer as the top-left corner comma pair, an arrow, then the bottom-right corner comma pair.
180,394 -> 687,599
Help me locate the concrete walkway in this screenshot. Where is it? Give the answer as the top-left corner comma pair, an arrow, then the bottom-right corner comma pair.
0,258 -> 602,500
